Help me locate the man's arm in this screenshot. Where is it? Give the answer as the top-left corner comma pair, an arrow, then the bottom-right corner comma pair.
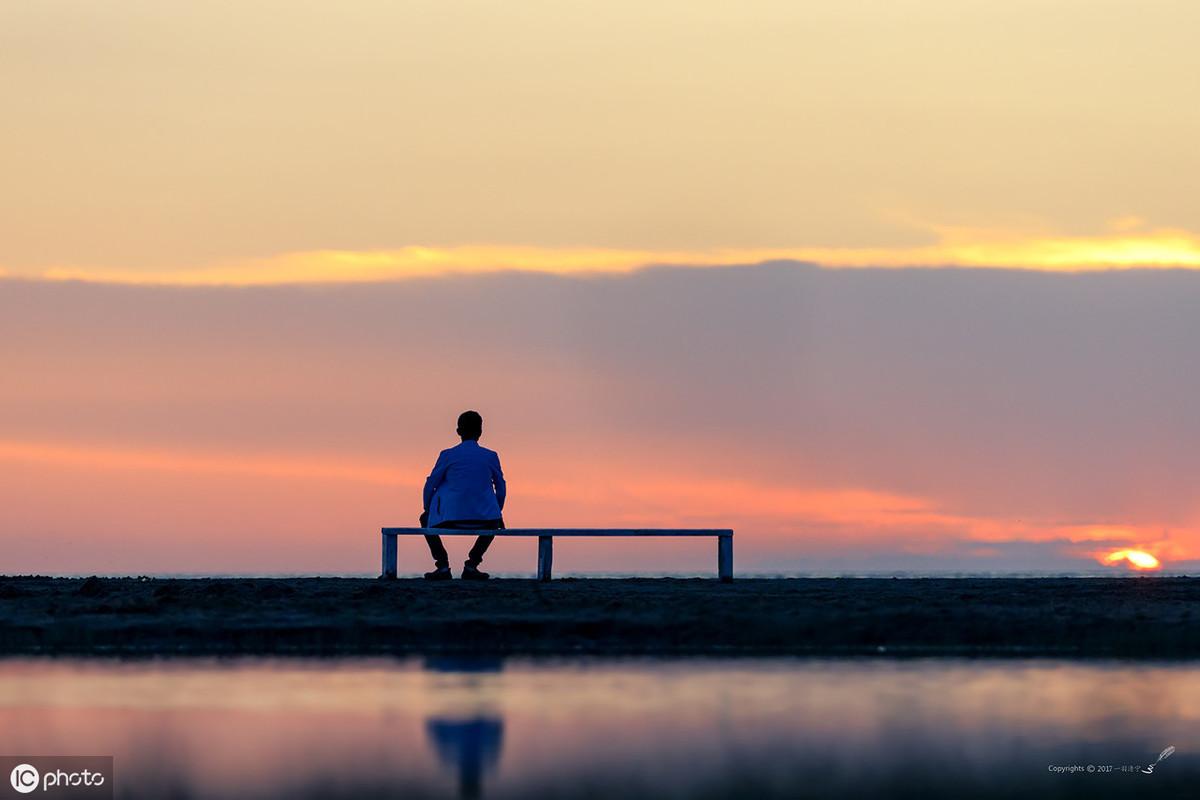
423,451 -> 450,511
491,454 -> 506,512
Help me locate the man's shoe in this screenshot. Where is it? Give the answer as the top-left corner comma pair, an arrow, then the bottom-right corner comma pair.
424,566 -> 452,580
460,565 -> 490,581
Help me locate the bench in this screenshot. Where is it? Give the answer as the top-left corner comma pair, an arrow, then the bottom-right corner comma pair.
380,528 -> 734,581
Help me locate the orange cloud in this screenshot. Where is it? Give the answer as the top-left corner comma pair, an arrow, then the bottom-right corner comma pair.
0,441 -> 411,486
4,439 -> 1195,569
20,219 -> 1200,286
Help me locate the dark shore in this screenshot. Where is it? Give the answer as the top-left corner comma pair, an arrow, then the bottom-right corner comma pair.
2,576 -> 1198,657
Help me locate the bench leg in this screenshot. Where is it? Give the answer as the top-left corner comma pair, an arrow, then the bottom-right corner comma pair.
537,536 -> 553,581
718,535 -> 733,582
382,532 -> 397,579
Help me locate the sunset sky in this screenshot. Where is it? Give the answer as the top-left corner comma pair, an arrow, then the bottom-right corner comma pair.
2,1 -> 1197,574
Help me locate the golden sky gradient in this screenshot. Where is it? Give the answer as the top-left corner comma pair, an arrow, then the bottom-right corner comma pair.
2,2 -> 1197,574
2,1 -> 1198,279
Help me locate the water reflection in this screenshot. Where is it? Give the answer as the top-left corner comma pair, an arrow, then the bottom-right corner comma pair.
423,658 -> 504,799
426,718 -> 502,799
0,657 -> 1196,798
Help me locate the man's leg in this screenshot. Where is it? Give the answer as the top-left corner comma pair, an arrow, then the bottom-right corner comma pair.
466,535 -> 495,568
466,519 -> 504,569
424,535 -> 449,569
433,519 -> 503,577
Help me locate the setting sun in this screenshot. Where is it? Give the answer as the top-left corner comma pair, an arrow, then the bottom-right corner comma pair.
1101,549 -> 1162,571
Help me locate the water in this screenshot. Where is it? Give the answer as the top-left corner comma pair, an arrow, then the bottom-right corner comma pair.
0,657 -> 1195,798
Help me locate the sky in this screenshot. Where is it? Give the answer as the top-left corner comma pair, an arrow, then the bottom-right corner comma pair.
2,1 -> 1198,574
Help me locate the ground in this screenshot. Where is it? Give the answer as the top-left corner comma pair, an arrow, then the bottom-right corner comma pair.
1,576 -> 1196,657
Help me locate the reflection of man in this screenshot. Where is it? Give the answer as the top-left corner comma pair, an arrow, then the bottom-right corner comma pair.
421,410 -> 506,581
426,717 -> 504,800
423,657 -> 505,800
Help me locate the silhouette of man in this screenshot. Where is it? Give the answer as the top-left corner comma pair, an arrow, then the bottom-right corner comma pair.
421,410 -> 506,580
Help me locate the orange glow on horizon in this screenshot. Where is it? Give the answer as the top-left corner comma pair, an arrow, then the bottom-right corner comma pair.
1101,549 -> 1162,571
4,439 -> 1196,570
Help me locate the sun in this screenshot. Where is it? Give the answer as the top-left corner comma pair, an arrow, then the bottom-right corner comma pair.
1101,549 -> 1162,571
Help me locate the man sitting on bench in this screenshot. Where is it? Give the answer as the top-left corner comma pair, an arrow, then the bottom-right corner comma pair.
420,410 -> 506,581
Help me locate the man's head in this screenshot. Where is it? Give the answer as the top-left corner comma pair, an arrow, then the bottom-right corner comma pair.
457,410 -> 483,441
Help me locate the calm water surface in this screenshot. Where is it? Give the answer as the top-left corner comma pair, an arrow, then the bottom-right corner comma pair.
0,658 -> 1195,799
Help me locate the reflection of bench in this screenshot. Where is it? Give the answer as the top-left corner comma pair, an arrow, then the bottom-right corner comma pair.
380,528 -> 734,582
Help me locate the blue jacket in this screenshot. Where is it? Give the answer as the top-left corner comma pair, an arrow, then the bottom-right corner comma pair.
423,440 -> 506,526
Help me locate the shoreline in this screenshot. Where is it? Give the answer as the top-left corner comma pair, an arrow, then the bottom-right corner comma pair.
3,576 -> 1198,658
